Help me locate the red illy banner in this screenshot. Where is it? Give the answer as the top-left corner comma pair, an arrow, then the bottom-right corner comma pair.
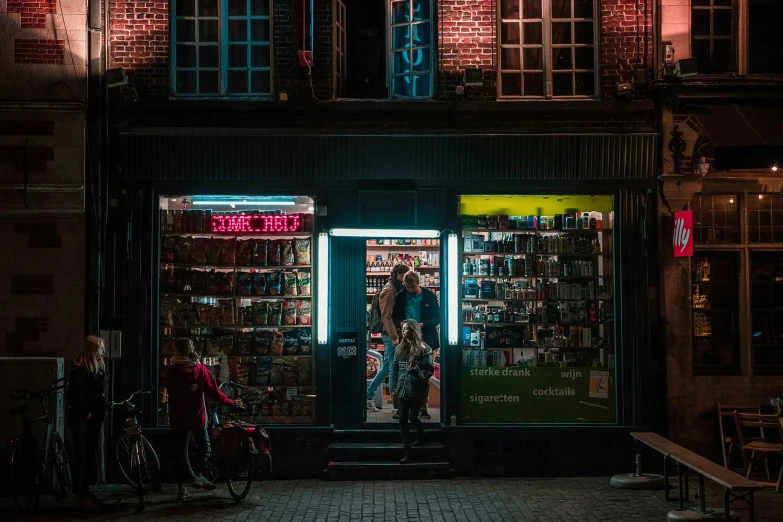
673,210 -> 693,257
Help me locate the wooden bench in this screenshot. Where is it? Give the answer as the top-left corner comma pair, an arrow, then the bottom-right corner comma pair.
631,432 -> 764,522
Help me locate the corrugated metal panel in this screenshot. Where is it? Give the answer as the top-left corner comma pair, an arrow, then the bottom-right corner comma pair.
119,134 -> 658,182
329,237 -> 366,332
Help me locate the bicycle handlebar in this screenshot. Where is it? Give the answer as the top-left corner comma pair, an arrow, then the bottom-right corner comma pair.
109,386 -> 154,408
10,378 -> 68,401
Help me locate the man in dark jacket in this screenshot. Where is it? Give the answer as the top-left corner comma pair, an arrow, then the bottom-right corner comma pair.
392,270 -> 440,419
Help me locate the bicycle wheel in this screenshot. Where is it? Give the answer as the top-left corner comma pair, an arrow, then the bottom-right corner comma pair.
9,445 -> 39,513
225,438 -> 254,502
186,431 -> 219,484
132,442 -> 146,510
48,433 -> 72,496
116,433 -> 160,488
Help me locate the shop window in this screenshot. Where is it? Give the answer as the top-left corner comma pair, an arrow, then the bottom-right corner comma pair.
750,252 -> 783,375
172,0 -> 273,96
458,195 -> 615,424
691,253 -> 740,375
334,0 -> 433,99
498,0 -> 598,98
691,0 -> 737,73
748,194 -> 783,243
691,194 -> 740,244
157,196 -> 317,426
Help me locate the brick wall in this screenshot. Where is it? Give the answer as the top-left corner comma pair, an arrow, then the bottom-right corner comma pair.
110,0 -> 654,101
601,0 -> 655,98
0,0 -> 86,100
7,0 -> 57,29
108,0 -> 169,98
438,0 -> 496,101
13,39 -> 64,64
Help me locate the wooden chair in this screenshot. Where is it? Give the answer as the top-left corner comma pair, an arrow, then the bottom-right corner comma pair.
733,411 -> 783,491
718,402 -> 761,469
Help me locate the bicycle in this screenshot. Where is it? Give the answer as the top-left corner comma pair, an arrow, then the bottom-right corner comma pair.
6,377 -> 72,513
109,387 -> 160,509
185,381 -> 270,502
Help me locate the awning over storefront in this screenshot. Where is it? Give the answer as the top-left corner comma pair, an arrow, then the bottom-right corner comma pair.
117,132 -> 658,186
690,104 -> 783,170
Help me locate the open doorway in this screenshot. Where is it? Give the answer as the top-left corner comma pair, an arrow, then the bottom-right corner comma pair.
364,238 -> 441,424
344,0 -> 387,99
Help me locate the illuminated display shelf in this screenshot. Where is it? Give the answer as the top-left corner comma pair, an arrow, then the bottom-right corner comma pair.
159,211 -> 315,426
461,228 -> 613,233
162,263 -> 312,271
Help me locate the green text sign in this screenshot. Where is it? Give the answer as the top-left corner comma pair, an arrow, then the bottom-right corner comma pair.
460,366 -> 615,423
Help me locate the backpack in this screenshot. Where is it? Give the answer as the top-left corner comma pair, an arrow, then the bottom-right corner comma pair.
368,284 -> 388,334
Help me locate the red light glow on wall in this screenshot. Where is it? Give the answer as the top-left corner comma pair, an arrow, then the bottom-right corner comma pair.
212,213 -> 302,234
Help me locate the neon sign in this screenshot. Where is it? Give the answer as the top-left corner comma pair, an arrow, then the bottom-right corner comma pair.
211,213 -> 302,234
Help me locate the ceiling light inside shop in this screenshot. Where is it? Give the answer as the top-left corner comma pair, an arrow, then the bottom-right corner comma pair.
330,228 -> 440,238
192,196 -> 296,206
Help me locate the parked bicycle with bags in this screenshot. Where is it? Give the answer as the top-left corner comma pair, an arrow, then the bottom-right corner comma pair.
6,377 -> 72,513
186,380 -> 271,502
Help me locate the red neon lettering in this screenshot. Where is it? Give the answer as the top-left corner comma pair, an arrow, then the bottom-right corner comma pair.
211,213 -> 303,234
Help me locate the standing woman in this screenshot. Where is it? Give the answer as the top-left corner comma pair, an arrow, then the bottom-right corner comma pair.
391,319 -> 434,464
67,336 -> 107,510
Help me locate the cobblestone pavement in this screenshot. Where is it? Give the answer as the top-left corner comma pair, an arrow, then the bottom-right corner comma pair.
2,477 -> 782,522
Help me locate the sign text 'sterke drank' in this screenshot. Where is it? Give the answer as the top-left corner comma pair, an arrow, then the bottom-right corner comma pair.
673,210 -> 693,257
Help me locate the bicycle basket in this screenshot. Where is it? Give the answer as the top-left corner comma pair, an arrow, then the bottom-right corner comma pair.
212,426 -> 243,457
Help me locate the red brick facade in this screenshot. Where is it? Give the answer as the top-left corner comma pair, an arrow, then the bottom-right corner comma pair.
108,0 -> 169,97
7,0 -> 57,29
601,0 -> 654,97
13,39 -> 64,64
108,0 -> 654,100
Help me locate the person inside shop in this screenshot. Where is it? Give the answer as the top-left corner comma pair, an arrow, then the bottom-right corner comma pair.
166,337 -> 243,501
392,270 -> 440,419
392,319 -> 434,463
367,262 -> 410,414
67,335 -> 107,511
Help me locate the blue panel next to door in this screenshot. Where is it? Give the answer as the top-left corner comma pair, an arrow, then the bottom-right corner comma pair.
330,236 -> 368,429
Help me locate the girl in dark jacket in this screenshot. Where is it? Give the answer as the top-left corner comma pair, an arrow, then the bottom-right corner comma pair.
391,319 -> 434,464
67,336 -> 107,510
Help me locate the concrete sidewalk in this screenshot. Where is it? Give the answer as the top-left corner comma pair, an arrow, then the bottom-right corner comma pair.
1,477 -> 782,522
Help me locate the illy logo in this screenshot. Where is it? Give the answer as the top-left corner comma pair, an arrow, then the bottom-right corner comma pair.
673,210 -> 693,258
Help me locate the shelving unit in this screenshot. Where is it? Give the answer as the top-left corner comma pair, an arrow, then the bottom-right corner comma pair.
159,211 -> 316,425
460,223 -> 614,369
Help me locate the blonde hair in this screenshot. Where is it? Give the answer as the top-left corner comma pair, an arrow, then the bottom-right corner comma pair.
403,271 -> 420,286
75,335 -> 106,374
396,319 -> 424,359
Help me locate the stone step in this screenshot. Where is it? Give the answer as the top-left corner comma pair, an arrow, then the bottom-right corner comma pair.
328,442 -> 448,462
331,429 -> 445,444
326,460 -> 454,480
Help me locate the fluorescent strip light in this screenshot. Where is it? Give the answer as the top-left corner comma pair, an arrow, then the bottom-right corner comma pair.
317,232 -> 329,345
192,200 -> 295,206
447,233 -> 459,345
329,228 -> 440,238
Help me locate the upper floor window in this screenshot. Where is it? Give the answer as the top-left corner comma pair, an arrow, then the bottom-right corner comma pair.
498,0 -> 598,98
691,0 -> 783,75
691,0 -> 736,73
390,0 -> 433,98
172,0 -> 273,97
333,0 -> 433,99
747,0 -> 783,74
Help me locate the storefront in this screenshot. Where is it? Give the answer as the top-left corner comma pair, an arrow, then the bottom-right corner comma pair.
111,131 -> 659,478
657,93 -> 783,460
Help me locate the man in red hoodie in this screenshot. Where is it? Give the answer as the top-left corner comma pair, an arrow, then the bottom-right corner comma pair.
166,338 -> 243,501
